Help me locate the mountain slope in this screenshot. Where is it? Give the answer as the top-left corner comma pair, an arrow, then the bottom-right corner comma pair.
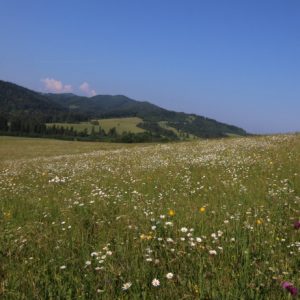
0,80 -> 66,118
46,93 -> 247,137
45,93 -> 172,120
0,80 -> 248,138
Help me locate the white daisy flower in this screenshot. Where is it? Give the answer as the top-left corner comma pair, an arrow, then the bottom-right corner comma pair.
209,250 -> 217,255
152,278 -> 160,287
122,282 -> 132,290
181,227 -> 188,233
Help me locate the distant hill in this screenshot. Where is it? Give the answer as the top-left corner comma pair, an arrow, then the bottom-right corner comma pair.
45,93 -> 178,120
0,80 -> 248,140
46,92 -> 247,138
0,80 -> 66,120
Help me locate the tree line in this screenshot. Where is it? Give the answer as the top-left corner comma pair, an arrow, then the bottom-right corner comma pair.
0,113 -> 177,143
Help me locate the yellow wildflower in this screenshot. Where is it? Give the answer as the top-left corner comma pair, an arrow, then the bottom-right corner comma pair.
168,209 -> 175,217
193,285 -> 200,294
4,212 -> 11,220
199,207 -> 206,213
140,234 -> 152,240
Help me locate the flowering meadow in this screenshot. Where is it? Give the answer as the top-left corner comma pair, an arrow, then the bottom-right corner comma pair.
1,134 -> 299,299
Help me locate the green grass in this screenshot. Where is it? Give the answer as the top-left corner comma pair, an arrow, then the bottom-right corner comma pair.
0,135 -> 300,299
98,117 -> 145,134
0,136 -> 127,161
47,117 -> 145,135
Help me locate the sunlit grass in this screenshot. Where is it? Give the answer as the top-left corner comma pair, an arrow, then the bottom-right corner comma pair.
98,117 -> 145,134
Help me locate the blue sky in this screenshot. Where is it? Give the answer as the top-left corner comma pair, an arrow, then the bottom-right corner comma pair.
0,0 -> 299,133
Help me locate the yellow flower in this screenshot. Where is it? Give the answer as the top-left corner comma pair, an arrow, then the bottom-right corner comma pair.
256,219 -> 262,225
140,234 -> 147,240
3,212 -> 11,220
193,285 -> 200,294
140,234 -> 152,240
168,209 -> 175,217
199,207 -> 206,213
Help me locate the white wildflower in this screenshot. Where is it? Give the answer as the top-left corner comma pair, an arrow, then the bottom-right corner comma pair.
152,278 -> 160,287
209,250 -> 217,255
122,282 -> 132,290
181,227 -> 188,233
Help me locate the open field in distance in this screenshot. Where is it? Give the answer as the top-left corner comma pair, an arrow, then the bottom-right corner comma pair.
0,134 -> 299,299
47,117 -> 145,135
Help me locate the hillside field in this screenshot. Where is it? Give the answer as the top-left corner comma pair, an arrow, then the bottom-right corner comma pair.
47,117 -> 146,135
0,135 -> 300,299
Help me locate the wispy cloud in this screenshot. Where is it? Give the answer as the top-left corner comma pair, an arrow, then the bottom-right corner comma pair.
41,78 -> 73,93
79,82 -> 96,97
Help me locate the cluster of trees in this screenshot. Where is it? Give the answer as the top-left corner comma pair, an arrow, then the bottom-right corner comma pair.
77,125 -> 178,142
0,112 -> 46,134
1,109 -> 232,142
0,113 -> 177,143
0,113 -> 9,131
0,112 -> 82,138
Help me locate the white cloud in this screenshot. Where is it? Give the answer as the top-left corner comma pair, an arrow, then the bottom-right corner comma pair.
79,81 -> 96,97
63,84 -> 73,93
41,78 -> 73,93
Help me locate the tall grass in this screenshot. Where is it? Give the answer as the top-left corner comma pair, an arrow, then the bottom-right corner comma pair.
0,135 -> 299,299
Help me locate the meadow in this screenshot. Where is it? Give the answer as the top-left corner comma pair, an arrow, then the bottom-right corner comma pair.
0,134 -> 299,299
47,117 -> 145,135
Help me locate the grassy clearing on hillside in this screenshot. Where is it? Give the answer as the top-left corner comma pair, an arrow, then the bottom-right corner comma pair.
98,117 -> 145,134
47,117 -> 145,135
0,135 -> 300,299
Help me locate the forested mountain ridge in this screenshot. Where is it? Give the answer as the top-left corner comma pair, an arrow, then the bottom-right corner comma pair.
46,92 -> 247,137
0,80 -> 248,140
0,80 -> 66,119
